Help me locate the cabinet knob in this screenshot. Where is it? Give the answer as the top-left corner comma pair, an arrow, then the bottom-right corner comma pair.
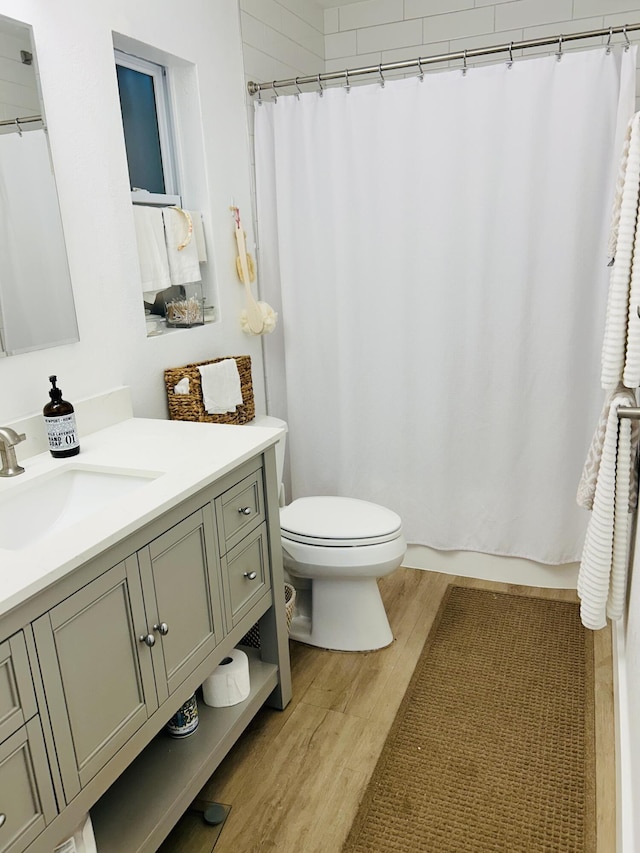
0,814 -> 5,828
238,506 -> 252,515
243,571 -> 257,580
154,622 -> 169,636
139,632 -> 156,647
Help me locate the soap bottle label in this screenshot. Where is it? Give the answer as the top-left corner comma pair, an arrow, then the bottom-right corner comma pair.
45,413 -> 79,452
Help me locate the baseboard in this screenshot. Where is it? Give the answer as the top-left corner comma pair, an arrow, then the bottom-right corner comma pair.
613,618 -> 636,853
404,544 -> 579,589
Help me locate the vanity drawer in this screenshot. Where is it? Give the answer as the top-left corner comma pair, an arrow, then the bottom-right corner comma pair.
0,719 -> 57,853
215,467 -> 265,554
220,524 -> 271,628
0,633 -> 37,745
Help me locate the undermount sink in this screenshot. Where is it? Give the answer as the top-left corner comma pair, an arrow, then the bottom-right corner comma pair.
0,466 -> 160,551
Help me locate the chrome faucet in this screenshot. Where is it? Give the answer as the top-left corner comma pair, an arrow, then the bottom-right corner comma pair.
0,427 -> 26,477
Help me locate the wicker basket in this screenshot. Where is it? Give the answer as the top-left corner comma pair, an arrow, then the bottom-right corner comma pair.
240,583 -> 297,648
164,355 -> 255,425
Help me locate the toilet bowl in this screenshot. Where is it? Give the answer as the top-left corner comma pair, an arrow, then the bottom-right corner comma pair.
247,417 -> 407,652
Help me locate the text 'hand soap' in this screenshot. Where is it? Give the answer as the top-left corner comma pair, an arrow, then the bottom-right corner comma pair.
43,375 -> 80,458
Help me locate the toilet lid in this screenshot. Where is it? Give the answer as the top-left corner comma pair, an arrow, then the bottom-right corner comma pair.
280,496 -> 402,547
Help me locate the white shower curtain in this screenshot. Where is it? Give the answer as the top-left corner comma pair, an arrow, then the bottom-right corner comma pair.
255,47 -> 636,565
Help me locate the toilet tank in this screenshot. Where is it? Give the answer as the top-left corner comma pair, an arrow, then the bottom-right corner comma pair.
246,415 -> 288,492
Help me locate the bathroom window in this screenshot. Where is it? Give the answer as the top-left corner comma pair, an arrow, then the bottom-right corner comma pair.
115,50 -> 180,205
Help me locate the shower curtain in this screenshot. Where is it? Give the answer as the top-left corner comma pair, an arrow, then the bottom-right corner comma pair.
255,47 -> 636,565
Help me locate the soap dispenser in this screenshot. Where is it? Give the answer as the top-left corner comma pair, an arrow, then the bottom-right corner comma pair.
43,375 -> 80,458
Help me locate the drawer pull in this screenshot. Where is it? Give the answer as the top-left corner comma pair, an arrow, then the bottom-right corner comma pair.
0,814 -> 5,828
238,506 -> 252,516
243,571 -> 257,581
139,632 -> 156,647
154,622 -> 169,636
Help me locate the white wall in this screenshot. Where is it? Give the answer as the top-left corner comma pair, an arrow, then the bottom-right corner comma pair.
324,0 -> 640,108
0,0 -> 265,427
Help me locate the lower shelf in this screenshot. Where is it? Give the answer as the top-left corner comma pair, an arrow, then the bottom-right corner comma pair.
90,649 -> 278,853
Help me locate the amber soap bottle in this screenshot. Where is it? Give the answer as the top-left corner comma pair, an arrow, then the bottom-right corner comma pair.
43,375 -> 80,458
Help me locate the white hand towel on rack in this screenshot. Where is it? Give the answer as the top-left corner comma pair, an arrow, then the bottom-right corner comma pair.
577,386 -> 637,629
162,207 -> 201,285
198,360 -> 243,414
132,206 -> 171,300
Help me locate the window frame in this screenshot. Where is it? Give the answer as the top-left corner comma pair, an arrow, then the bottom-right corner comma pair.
114,49 -> 181,206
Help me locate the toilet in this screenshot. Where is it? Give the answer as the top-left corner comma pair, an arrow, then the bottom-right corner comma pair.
248,416 -> 406,652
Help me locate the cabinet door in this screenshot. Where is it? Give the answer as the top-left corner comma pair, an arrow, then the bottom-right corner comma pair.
138,507 -> 224,704
33,558 -> 156,803
0,718 -> 57,853
220,523 -> 271,629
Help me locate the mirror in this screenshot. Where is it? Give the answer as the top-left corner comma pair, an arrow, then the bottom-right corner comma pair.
0,14 -> 78,356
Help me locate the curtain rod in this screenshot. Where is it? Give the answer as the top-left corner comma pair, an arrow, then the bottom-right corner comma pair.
0,114 -> 43,134
247,22 -> 640,96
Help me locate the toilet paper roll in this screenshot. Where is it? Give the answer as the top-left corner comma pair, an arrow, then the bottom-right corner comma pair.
202,648 -> 250,707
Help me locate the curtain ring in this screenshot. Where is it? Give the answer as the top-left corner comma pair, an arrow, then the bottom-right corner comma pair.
379,63 -> 385,88
295,76 -> 302,99
417,56 -> 424,81
257,85 -> 263,106
14,118 -> 22,136
462,49 -> 468,76
344,68 -> 351,93
317,73 -> 324,97
606,27 -> 613,54
506,41 -> 514,68
623,24 -> 630,51
272,81 -> 278,102
556,34 -> 563,61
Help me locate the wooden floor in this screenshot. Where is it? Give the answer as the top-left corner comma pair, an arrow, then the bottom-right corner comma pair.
159,568 -> 615,853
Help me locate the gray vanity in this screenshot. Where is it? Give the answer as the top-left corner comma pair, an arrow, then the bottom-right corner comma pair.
0,416 -> 291,853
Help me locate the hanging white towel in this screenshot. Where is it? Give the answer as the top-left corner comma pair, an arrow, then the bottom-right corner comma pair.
577,386 -> 637,629
577,388 -> 639,511
601,112 -> 640,389
198,360 -> 243,414
132,206 -> 171,300
162,207 -> 201,285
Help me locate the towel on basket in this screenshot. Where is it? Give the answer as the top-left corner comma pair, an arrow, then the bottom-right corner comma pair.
198,360 -> 243,414
577,386 -> 639,630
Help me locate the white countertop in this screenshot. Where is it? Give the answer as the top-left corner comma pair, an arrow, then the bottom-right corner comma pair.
0,417 -> 283,618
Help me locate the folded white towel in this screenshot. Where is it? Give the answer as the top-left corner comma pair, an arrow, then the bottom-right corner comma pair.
162,207 -> 201,285
577,386 -> 637,629
198,360 -> 243,414
132,206 -> 171,300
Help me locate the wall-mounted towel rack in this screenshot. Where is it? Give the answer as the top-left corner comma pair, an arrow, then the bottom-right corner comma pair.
618,408 -> 640,420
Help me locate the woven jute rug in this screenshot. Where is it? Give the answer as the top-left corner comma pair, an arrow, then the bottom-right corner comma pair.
344,585 -> 595,853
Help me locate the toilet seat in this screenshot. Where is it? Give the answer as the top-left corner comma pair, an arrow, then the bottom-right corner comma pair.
280,496 -> 402,547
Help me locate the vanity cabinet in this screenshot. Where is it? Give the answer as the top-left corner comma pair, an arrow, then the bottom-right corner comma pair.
1,446 -> 291,853
33,504 -> 224,804
0,634 -> 56,853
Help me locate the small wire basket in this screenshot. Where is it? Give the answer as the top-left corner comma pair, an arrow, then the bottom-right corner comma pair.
240,583 -> 296,648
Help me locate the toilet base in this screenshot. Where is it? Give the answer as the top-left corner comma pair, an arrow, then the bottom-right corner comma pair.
289,577 -> 394,652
